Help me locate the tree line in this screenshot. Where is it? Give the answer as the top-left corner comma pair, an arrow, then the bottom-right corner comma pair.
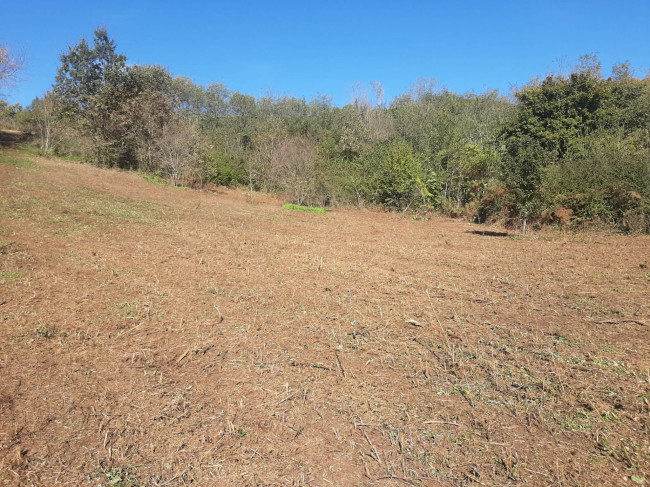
2,28 -> 649,232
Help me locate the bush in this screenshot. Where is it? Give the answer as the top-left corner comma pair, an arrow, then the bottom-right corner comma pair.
472,181 -> 519,224
205,150 -> 246,186
540,131 -> 650,230
373,140 -> 429,210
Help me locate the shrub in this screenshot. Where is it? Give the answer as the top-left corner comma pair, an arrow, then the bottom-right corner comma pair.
205,150 -> 246,186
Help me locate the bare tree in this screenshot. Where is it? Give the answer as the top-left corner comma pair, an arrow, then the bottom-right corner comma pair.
350,81 -> 371,115
155,120 -> 203,186
370,81 -> 385,108
410,77 -> 438,101
269,135 -> 319,204
0,43 -> 24,93
351,82 -> 392,143
249,117 -> 285,192
33,92 -> 58,154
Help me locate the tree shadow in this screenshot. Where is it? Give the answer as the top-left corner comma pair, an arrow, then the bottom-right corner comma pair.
0,130 -> 30,148
466,230 -> 509,237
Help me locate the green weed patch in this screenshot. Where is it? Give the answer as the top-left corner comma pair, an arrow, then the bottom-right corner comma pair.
283,203 -> 327,214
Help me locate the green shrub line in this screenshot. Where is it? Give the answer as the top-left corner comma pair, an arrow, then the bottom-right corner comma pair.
3,32 -> 649,233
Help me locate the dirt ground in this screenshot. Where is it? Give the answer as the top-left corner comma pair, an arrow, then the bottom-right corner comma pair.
1,147 -> 649,486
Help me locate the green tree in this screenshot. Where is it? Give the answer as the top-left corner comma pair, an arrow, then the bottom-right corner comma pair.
54,27 -> 127,113
374,140 -> 425,209
54,27 -> 133,165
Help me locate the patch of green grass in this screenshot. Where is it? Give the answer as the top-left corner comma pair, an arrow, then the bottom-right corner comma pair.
19,145 -> 41,157
562,412 -> 593,431
0,154 -> 34,169
283,203 -> 327,214
601,410 -> 621,422
139,171 -> 190,189
65,186 -> 161,223
6,184 -> 164,237
0,270 -> 22,283
139,171 -> 171,186
7,196 -> 44,220
53,152 -> 86,163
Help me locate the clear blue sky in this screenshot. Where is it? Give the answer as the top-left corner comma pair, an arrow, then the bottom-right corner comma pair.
2,0 -> 650,107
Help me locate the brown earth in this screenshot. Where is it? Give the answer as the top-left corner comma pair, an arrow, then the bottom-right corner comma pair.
0,147 -> 649,486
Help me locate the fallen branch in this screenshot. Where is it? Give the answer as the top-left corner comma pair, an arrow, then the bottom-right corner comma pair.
406,319 -> 422,327
363,430 -> 382,464
334,350 -> 346,378
593,319 -> 647,326
176,349 -> 191,364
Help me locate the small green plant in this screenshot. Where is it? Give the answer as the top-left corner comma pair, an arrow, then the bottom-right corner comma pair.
311,362 -> 331,370
283,203 -> 327,214
35,323 -> 56,339
555,334 -> 569,344
0,270 -> 21,283
236,428 -> 247,437
601,410 -> 620,422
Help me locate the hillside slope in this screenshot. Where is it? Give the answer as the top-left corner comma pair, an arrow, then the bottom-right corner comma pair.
1,149 -> 649,486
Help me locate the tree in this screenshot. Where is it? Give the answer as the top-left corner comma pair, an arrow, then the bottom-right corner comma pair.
54,27 -> 127,113
127,65 -> 175,170
0,43 -> 24,94
0,100 -> 22,121
371,81 -> 385,109
31,92 -> 59,154
155,119 -> 203,186
374,140 -> 425,210
54,27 -> 133,165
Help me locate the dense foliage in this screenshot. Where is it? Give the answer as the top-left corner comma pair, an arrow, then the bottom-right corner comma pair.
3,30 -> 649,232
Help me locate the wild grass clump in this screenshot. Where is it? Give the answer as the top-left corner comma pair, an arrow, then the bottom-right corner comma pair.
283,203 -> 327,214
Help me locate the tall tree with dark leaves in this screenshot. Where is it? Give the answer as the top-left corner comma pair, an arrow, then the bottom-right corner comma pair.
54,27 -> 126,113
54,27 -> 133,166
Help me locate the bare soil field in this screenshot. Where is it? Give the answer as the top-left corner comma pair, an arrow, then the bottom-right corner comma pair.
1,147 -> 649,486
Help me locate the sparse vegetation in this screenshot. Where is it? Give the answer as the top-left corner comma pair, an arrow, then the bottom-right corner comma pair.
0,152 -> 648,485
0,270 -> 21,283
1,19 -> 649,487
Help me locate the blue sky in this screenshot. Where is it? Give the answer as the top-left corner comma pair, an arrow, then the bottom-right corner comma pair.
2,0 -> 650,107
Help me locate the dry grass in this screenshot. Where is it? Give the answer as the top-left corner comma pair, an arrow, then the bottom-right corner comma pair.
0,147 -> 649,486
